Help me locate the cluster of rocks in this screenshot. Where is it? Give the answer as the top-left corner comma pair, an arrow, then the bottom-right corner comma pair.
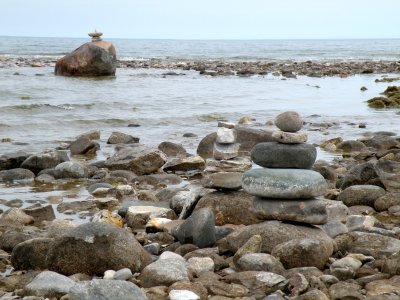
0,111 -> 400,299
367,86 -> 400,109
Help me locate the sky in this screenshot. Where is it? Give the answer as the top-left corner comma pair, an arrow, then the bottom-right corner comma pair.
1,0 -> 399,39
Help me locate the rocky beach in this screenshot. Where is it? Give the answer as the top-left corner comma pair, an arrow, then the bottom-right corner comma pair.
0,37 -> 400,299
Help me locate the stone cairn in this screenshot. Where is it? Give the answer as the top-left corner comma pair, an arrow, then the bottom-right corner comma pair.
202,122 -> 251,190
88,30 -> 103,42
242,111 -> 329,225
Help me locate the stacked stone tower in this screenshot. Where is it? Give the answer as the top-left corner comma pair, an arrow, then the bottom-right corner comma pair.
242,111 -> 329,225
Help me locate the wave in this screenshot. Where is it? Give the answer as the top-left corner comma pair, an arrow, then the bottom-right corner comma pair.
0,103 -> 96,112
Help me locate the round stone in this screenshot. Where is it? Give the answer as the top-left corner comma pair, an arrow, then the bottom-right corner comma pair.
251,142 -> 317,169
274,111 -> 303,132
242,168 -> 327,199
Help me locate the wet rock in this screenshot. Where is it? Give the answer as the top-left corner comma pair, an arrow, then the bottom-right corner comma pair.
251,142 -> 317,169
54,161 -> 88,179
271,238 -> 333,270
272,130 -> 308,144
69,279 -> 147,300
252,197 -> 328,225
172,208 -> 216,248
23,204 -> 56,225
13,242 -> 50,276
236,253 -> 285,274
201,172 -> 242,190
21,150 -> 69,174
242,169 -> 327,199
0,168 -> 35,182
87,182 -> 113,194
375,160 -> 400,191
194,191 -> 260,225
70,136 -> 99,155
274,111 -> 303,132
139,257 -> 189,288
104,146 -> 166,175
223,221 -> 333,254
0,151 -> 30,171
107,131 -> 139,144
55,40 -> 117,76
338,185 -> 386,207
46,222 -> 151,275
24,271 -> 75,299
163,156 -> 205,173
158,141 -> 187,158
125,206 -> 176,230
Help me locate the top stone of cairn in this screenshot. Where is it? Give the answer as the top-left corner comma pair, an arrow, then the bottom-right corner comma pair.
88,31 -> 103,42
274,111 -> 303,133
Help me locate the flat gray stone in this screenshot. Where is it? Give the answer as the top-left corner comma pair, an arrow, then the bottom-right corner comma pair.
242,169 -> 327,199
201,172 -> 242,190
251,142 -> 317,169
24,271 -> 75,299
252,197 -> 328,225
272,130 -> 308,144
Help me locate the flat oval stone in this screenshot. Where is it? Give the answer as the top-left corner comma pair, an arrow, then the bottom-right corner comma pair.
251,142 -> 317,169
242,169 -> 327,199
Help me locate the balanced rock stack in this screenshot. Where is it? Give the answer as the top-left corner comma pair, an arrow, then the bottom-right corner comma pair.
202,122 -> 251,190
242,111 -> 329,225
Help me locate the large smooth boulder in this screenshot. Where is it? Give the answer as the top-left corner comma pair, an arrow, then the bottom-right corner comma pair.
194,191 -> 260,225
69,279 -> 148,300
46,222 -> 151,275
223,221 -> 333,254
11,238 -> 54,270
55,41 -> 116,77
104,146 -> 166,175
242,168 -> 327,199
251,142 -> 316,169
252,197 -> 328,225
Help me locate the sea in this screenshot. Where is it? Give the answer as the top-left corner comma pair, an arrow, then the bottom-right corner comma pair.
0,36 -> 399,214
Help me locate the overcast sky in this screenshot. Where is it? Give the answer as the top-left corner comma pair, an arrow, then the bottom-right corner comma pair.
1,0 -> 399,39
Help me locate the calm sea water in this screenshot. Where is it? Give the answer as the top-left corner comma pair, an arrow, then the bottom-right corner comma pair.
0,36 -> 399,214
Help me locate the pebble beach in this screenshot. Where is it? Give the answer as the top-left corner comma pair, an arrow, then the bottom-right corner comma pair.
0,37 -> 400,299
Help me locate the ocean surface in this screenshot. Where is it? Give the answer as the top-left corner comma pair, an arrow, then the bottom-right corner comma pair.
0,36 -> 400,216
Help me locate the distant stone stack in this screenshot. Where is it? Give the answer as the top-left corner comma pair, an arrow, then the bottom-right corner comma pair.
242,111 -> 329,225
202,122 -> 251,190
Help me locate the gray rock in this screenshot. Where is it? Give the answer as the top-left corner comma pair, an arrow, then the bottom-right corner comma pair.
338,185 -> 386,207
195,190 -> 260,226
213,143 -> 239,160
296,290 -> 329,300
235,253 -> 285,274
375,192 -> 400,211
340,162 -> 380,189
113,268 -> 133,280
125,206 -> 176,230
216,128 -> 237,144
70,136 -> 99,155
272,130 -> 308,144
187,257 -> 215,276
24,271 -> 75,299
346,215 -> 376,231
330,256 -> 362,280
21,150 -> 69,174
169,290 -> 200,300
158,141 -> 187,158
251,142 -> 317,169
223,221 -> 333,254
347,231 -> 400,258
54,161 -> 88,179
375,160 -> 400,191
11,238 -> 54,271
329,281 -> 364,300
197,127 -> 274,159
87,182 -> 113,194
23,204 -> 56,225
76,129 -> 100,140
172,208 -> 216,248
0,208 -> 34,227
381,251 -> 400,275
46,222 -> 152,275
252,197 -> 328,225
55,41 -> 117,77
0,231 -> 32,252
204,157 -> 252,173
107,131 -> 139,144
163,156 -> 205,173
274,111 -> 303,132
0,151 -> 30,171
321,220 -> 348,238
271,238 -> 333,270
336,140 -> 367,152
69,279 -> 147,300
104,146 -> 166,175
242,168 -> 327,199
201,172 -> 242,190
0,168 -> 35,182
139,258 -> 189,288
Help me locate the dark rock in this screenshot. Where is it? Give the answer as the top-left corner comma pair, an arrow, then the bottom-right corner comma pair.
46,222 -> 151,275
104,146 -> 166,175
375,160 -> 400,191
251,142 -> 317,169
172,208 -> 216,248
347,231 -> 400,258
0,151 -> 30,171
163,156 -> 205,173
252,197 -> 328,225
0,231 -> 32,252
21,150 -> 69,174
23,204 -> 56,225
107,132 -> 139,144
158,141 -> 187,157
336,140 -> 367,152
375,192 -> 400,211
0,168 -> 35,182
340,162 -> 380,189
70,137 -> 99,155
55,41 -> 116,77
194,191 -> 260,225
11,238 -> 54,270
338,185 -> 386,207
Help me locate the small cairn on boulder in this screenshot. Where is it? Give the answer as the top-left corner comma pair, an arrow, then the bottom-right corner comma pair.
202,122 -> 251,190
55,30 -> 116,77
242,111 -> 329,225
